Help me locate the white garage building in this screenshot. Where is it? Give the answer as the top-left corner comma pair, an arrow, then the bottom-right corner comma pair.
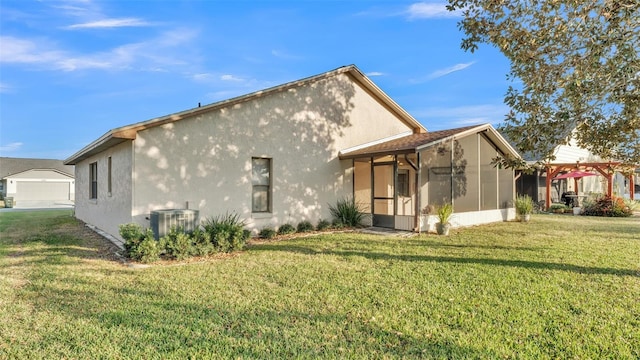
0,157 -> 74,208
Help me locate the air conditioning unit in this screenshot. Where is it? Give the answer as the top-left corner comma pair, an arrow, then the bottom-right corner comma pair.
150,209 -> 199,240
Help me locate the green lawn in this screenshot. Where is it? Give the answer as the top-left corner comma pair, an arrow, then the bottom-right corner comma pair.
1,210 -> 638,359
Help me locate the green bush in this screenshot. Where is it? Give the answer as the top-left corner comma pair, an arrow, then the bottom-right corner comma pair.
259,227 -> 276,239
549,203 -> 568,213
624,198 -> 640,211
122,228 -> 160,263
160,227 -> 194,260
202,212 -> 248,252
278,223 -> 296,235
316,219 -> 331,231
331,219 -> 347,229
329,197 -> 365,227
134,234 -> 161,263
120,223 -> 160,263
119,223 -> 144,243
118,211 -> 250,262
297,220 -> 314,233
583,196 -> 632,217
190,228 -> 216,256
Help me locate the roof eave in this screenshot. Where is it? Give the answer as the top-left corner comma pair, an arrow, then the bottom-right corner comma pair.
65,65 -> 427,164
2,168 -> 74,179
64,131 -> 134,165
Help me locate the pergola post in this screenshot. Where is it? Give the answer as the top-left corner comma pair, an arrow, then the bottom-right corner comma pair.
546,167 -> 552,210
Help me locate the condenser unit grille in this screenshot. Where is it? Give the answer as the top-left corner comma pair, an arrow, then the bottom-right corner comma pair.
150,209 -> 199,240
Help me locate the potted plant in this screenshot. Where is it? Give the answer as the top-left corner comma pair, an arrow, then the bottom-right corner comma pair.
515,195 -> 534,222
436,203 -> 453,235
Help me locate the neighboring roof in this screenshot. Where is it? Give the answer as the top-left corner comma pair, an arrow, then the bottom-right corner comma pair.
0,157 -> 74,178
339,124 -> 521,160
501,126 -> 577,162
64,64 -> 427,165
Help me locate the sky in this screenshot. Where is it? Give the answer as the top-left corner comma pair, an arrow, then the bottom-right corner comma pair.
0,0 -> 513,160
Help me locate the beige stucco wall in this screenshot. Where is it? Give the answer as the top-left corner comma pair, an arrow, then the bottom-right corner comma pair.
74,141 -> 133,239
131,73 -> 414,233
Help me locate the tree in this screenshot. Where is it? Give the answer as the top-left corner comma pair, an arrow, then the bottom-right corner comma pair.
447,0 -> 640,166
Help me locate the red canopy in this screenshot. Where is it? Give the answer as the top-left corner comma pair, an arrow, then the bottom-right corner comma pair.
553,170 -> 597,180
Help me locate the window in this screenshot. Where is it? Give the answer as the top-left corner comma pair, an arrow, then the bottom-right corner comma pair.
252,158 -> 271,212
397,170 -> 409,197
89,162 -> 98,199
107,156 -> 112,195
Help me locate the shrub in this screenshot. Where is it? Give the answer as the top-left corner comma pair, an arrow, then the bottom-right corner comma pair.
124,228 -> 160,263
259,227 -> 276,239
515,195 -> 534,215
202,212 -> 248,252
160,227 -> 194,260
134,234 -> 161,263
583,196 -> 632,217
297,220 -> 314,233
329,197 -> 365,227
624,198 -> 640,212
190,228 -> 216,256
278,223 -> 296,235
549,203 -> 568,213
331,219 -> 346,229
119,223 -> 144,243
119,223 -> 160,262
316,219 -> 331,231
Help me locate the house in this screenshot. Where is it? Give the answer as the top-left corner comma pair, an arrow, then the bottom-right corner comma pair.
513,131 -> 638,206
0,157 -> 75,208
64,65 -> 521,240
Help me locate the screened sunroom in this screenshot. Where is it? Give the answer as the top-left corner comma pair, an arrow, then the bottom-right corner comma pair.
340,124 -> 520,232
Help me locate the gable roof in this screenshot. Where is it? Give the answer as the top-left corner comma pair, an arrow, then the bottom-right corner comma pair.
339,124 -> 521,159
64,65 -> 426,165
0,157 -> 74,178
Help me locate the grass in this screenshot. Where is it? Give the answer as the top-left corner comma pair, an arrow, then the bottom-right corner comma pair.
1,210 -> 639,359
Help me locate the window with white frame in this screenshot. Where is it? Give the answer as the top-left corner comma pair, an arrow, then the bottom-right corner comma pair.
252,158 -> 271,212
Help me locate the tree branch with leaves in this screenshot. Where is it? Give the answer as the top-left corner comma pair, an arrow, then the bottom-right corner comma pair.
448,0 -> 639,166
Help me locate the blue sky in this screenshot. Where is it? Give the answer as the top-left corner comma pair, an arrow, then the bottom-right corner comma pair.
0,0 -> 512,160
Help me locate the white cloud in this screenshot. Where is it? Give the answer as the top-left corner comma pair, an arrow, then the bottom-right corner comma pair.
406,2 -> 461,19
0,82 -> 11,93
0,28 -> 198,72
66,17 -> 152,29
221,74 -> 244,82
366,71 -> 385,77
0,142 -> 24,152
191,73 -> 214,82
428,62 -> 475,79
271,49 -> 302,60
0,36 -> 63,65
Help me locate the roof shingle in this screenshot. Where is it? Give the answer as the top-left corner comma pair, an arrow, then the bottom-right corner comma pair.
339,125 -> 479,159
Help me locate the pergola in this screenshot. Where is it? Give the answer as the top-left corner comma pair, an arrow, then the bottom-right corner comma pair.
544,161 -> 637,209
